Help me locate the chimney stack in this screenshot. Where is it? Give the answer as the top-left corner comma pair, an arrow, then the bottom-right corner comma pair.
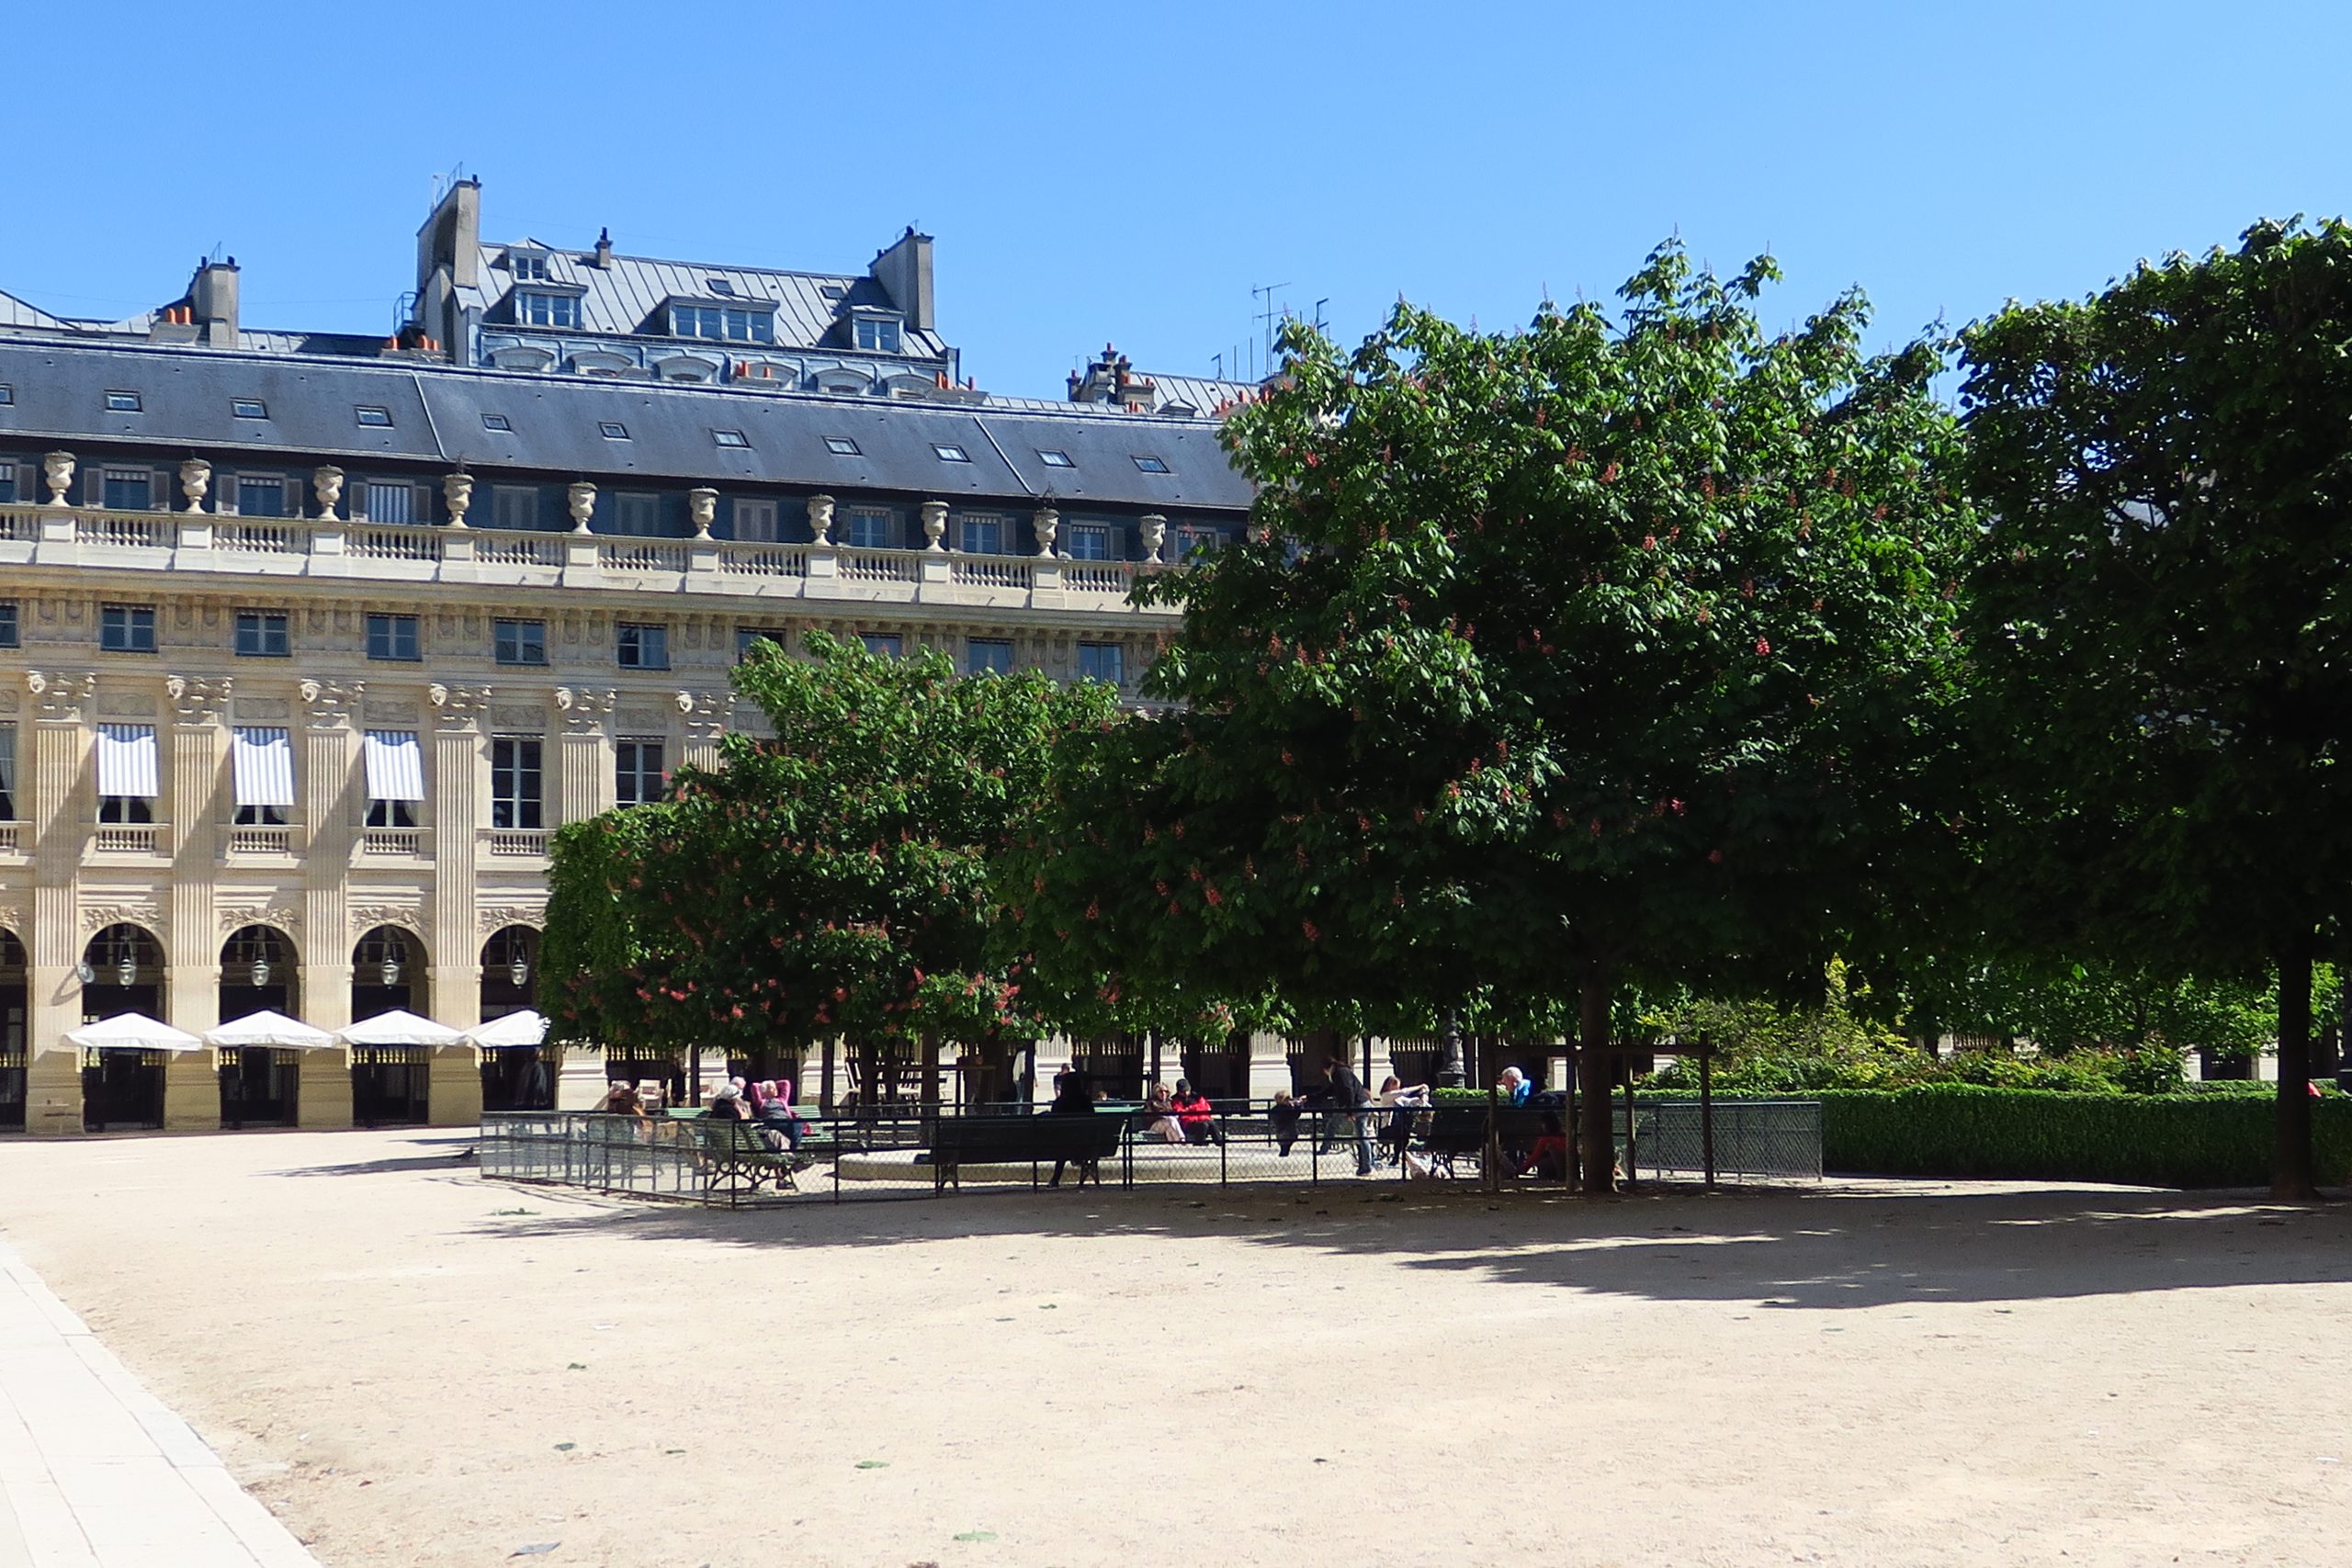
870,226 -> 934,333
188,258 -> 240,349
594,226 -> 614,269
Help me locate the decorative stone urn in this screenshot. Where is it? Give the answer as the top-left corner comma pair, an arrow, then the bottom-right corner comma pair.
688,488 -> 718,538
1032,504 -> 1059,558
807,493 -> 836,547
179,459 -> 212,514
42,451 -> 74,506
567,481 -> 597,533
920,499 -> 948,552
311,466 -> 345,522
1139,513 -> 1167,565
443,471 -> 474,528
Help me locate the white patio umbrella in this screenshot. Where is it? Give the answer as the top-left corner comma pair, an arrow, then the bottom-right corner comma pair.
64,1012 -> 205,1053
468,1010 -> 548,1049
208,1010 -> 338,1051
336,1009 -> 467,1048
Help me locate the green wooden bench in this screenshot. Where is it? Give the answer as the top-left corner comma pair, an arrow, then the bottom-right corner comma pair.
929,1115 -> 1124,1191
692,1117 -> 800,1204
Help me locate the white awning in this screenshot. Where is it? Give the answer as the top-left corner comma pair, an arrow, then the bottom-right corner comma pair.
231,727 -> 295,807
337,1009 -> 466,1047
95,724 -> 158,797
65,1011 -> 205,1053
363,730 -> 424,802
469,1010 -> 548,1049
208,1009 -> 338,1050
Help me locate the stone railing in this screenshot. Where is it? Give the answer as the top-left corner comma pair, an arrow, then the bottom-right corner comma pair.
0,503 -> 1173,617
0,823 -> 19,853
226,825 -> 294,856
92,824 -> 162,854
362,828 -> 425,856
481,828 -> 552,858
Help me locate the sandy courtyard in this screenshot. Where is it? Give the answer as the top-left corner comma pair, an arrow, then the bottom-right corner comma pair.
0,1132 -> 2345,1567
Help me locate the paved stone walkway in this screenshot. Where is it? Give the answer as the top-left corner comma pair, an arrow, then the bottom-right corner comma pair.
0,1235 -> 321,1568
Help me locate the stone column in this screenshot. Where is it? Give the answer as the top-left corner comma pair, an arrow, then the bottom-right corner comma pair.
22,673 -> 94,1134
555,688 -> 615,825
297,681 -> 361,1038
421,684 -> 490,1128
160,677 -> 229,1130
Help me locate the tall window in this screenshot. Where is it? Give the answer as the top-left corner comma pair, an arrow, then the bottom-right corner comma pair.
234,611 -> 289,659
733,499 -> 778,542
362,482 -> 414,523
494,619 -> 547,666
362,729 -> 424,829
492,486 -> 540,530
736,626 -> 786,661
966,638 -> 1013,676
859,633 -> 903,659
842,508 -> 895,549
616,623 -> 669,670
615,739 -> 665,807
1076,643 -> 1125,685
517,291 -> 581,328
236,476 -> 288,518
0,722 -> 16,819
0,602 -> 17,649
100,604 -> 156,653
367,613 -> 420,662
959,514 -> 1003,555
1067,524 -> 1113,561
1175,525 -> 1222,559
612,492 -> 662,536
854,318 -> 901,353
100,469 -> 153,511
491,738 -> 544,830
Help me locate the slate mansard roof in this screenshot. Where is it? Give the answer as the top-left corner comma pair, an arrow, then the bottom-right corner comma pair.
0,340 -> 1252,513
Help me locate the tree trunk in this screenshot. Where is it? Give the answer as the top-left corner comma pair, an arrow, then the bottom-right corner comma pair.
2272,931 -> 2317,1201
1577,972 -> 1616,1196
920,1031 -> 942,1112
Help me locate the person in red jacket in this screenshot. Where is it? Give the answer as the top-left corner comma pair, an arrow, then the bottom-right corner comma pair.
1170,1079 -> 1223,1145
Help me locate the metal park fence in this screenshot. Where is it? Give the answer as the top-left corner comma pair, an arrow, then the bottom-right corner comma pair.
478,1097 -> 1824,1209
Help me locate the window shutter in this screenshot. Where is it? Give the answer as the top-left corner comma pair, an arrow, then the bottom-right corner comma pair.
414,482 -> 434,525
153,468 -> 172,513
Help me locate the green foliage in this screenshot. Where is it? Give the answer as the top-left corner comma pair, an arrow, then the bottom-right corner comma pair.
541,633 -> 1118,1055
1016,242 -> 1973,1066
1797,1086 -> 2352,1188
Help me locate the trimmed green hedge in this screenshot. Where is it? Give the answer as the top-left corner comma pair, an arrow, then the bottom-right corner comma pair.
1435,1083 -> 2351,1187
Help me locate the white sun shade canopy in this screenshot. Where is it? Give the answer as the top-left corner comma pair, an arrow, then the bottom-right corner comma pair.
336,1009 -> 466,1047
65,1011 -> 205,1053
363,730 -> 424,802
95,724 -> 158,797
231,727 -> 295,807
469,1010 -> 548,1049
208,1009 -> 337,1050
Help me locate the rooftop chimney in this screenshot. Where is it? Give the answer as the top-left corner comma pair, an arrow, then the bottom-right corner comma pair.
870,226 -> 934,333
415,176 -> 481,295
594,227 -> 614,269
188,258 -> 240,349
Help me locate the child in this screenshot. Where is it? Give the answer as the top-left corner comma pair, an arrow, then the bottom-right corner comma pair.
1269,1089 -> 1303,1156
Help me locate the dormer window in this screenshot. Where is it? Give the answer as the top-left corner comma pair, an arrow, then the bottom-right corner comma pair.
672,302 -> 775,344
232,399 -> 267,420
1132,455 -> 1170,473
356,406 -> 393,428
599,422 -> 630,441
106,390 -> 142,412
933,444 -> 971,463
706,278 -> 735,297
824,436 -> 862,457
510,251 -> 551,282
1037,449 -> 1075,469
854,317 -> 902,354
518,291 -> 582,328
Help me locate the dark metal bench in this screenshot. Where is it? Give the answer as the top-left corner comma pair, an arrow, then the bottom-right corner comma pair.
929,1115 -> 1125,1191
692,1117 -> 801,1204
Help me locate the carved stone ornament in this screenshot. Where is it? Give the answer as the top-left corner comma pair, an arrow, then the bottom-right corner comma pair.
428,683 -> 493,726
80,902 -> 164,938
921,500 -> 948,552
1139,513 -> 1167,564
688,488 -> 718,538
555,687 -> 616,731
478,906 -> 548,937
311,466 -> 345,522
217,904 -> 302,938
165,674 -> 233,725
298,678 -> 364,727
349,905 -> 426,941
567,481 -> 597,533
443,471 -> 474,528
179,458 -> 212,514
42,451 -> 74,506
1033,505 -> 1059,558
26,670 -> 97,723
806,493 -> 836,547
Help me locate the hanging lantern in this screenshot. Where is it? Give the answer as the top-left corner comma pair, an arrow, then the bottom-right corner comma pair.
116,953 -> 139,987
379,957 -> 402,987
507,953 -> 531,988
250,957 -> 272,987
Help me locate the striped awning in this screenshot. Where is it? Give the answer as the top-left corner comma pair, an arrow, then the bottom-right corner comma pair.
363,730 -> 424,802
231,728 -> 295,807
94,724 -> 158,797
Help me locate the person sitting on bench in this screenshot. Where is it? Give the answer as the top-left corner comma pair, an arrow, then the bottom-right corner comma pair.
753,1079 -> 805,1153
1170,1079 -> 1223,1145
1047,1070 -> 1101,1188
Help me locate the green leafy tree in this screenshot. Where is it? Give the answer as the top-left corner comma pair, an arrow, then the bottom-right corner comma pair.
541,634 -> 1118,1095
1018,242 -> 1973,1189
1960,218 -> 2352,1198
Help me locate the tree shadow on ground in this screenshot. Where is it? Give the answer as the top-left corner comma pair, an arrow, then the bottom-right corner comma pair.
468,1171 -> 2352,1310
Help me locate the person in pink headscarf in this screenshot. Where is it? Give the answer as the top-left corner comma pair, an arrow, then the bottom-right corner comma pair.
753,1078 -> 806,1154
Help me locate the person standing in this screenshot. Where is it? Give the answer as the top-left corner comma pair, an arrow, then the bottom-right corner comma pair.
1047,1068 -> 1100,1188
1323,1056 -> 1376,1176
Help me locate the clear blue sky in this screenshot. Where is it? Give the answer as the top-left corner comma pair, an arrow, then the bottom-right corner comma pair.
11,1 -> 2343,398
